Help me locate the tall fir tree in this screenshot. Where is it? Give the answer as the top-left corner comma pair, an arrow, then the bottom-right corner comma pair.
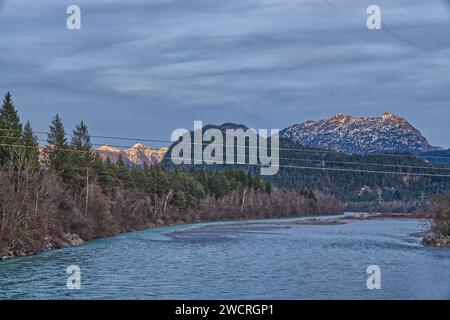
45,114 -> 69,176
0,92 -> 23,165
47,114 -> 66,147
70,121 -> 93,192
22,121 -> 39,169
71,121 -> 91,151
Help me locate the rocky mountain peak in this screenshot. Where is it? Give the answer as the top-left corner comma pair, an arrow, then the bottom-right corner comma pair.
280,113 -> 440,154
95,144 -> 168,166
330,113 -> 353,123
97,145 -> 121,153
130,143 -> 146,149
381,112 -> 404,122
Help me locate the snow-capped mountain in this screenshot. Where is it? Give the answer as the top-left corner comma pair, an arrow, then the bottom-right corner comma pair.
280,112 -> 440,154
95,144 -> 168,166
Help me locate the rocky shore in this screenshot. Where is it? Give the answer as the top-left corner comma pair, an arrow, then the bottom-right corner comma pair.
1,233 -> 84,260
0,214 -> 347,260
422,233 -> 450,248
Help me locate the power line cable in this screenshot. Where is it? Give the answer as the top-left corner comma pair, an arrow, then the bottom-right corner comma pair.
1,128 -> 450,160
1,142 -> 450,178
86,141 -> 450,172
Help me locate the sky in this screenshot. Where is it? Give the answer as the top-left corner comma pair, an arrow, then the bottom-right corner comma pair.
0,0 -> 449,148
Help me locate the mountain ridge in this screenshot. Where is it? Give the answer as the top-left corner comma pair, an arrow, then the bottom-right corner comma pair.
95,143 -> 168,166
95,113 -> 443,167
280,112 -> 440,154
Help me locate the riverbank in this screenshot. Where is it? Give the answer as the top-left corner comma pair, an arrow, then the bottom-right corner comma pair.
1,209 -> 346,260
410,231 -> 450,248
1,233 -> 85,260
3,210 -> 444,261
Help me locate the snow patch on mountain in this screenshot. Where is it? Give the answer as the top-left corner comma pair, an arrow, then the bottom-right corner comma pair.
280,113 -> 440,154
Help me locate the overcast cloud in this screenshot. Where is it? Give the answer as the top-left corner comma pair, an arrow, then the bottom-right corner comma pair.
0,0 -> 449,147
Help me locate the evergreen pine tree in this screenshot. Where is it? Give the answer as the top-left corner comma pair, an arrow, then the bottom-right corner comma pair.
22,121 -> 39,169
71,121 -> 91,151
0,92 -> 23,165
45,114 -> 69,176
69,121 -> 93,192
47,114 -> 66,147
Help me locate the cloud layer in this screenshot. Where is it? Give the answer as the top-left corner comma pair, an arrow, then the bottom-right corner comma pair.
1,0 -> 449,147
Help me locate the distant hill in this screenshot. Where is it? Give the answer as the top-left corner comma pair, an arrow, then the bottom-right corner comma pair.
161,122 -> 253,172
161,122 -> 450,204
268,139 -> 450,203
280,112 -> 440,154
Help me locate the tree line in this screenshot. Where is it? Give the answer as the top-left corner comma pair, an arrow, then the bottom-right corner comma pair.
0,92 -> 343,258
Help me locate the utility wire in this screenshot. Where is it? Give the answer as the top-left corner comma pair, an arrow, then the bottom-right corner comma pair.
1,142 -> 450,178
1,128 -> 449,161
165,157 -> 450,178
87,141 -> 450,172
3,134 -> 448,172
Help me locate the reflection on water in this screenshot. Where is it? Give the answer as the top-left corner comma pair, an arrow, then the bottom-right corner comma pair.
0,216 -> 449,299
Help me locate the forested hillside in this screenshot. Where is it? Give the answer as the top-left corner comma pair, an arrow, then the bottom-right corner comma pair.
272,140 -> 450,202
162,124 -> 450,210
